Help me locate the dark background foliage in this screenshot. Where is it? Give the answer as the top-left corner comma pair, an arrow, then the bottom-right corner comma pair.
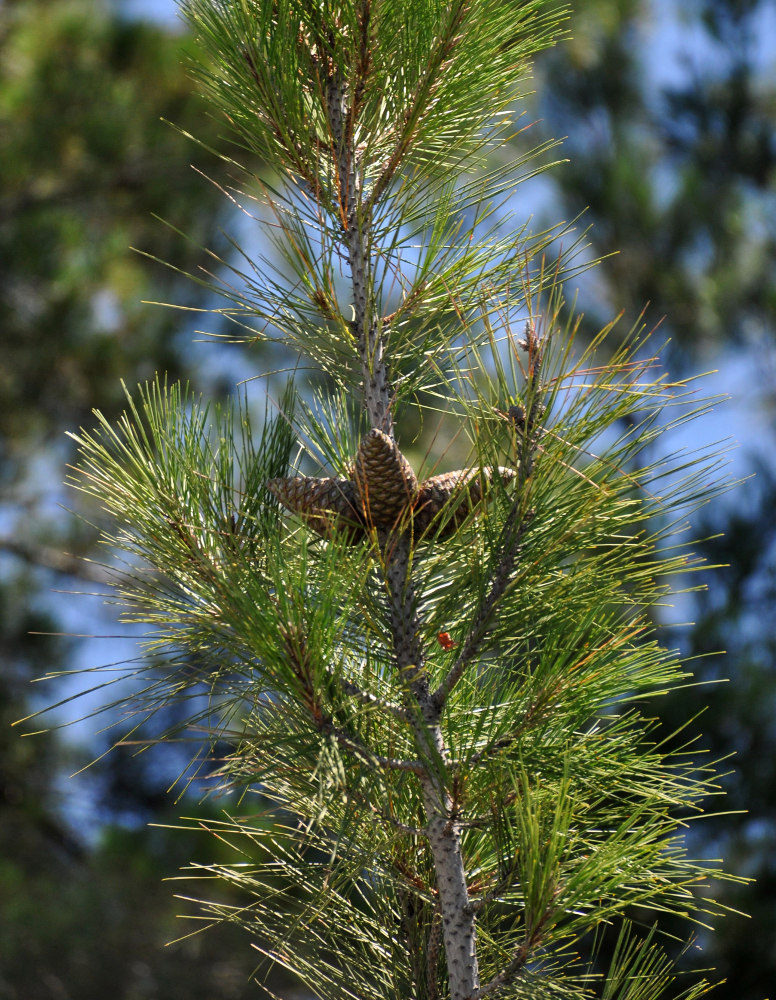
1,0 -> 773,997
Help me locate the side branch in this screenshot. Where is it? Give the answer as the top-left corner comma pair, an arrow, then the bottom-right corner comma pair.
478,945 -> 530,999
478,894 -> 555,997
338,675 -> 411,723
432,505 -> 532,711
324,720 -> 424,775
434,327 -> 547,711
347,786 -> 426,838
365,0 -> 469,212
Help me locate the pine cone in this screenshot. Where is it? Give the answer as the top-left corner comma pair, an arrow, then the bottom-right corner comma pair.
413,466 -> 516,538
354,428 -> 419,529
266,476 -> 365,543
267,447 -> 515,545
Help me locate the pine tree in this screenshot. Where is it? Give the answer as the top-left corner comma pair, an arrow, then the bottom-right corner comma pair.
63,2 -> 738,997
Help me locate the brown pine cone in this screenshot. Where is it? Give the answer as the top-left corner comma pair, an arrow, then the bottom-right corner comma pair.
266,476 -> 365,543
354,428 -> 419,529
413,466 -> 516,538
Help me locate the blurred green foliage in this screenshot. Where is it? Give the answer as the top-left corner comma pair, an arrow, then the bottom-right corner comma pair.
0,1 -> 267,997
529,0 -> 776,364
0,0 -> 236,458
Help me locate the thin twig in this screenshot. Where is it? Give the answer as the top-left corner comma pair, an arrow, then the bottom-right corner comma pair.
464,866 -> 519,914
338,676 -> 410,722
426,907 -> 443,1000
431,505 -> 531,710
365,0 -> 469,212
479,907 -> 554,997
346,786 -> 426,838
323,719 -> 425,774
478,942 -> 531,998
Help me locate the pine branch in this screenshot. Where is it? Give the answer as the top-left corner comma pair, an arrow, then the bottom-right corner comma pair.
60,6 -> 738,1000
321,719 -> 424,776
432,500 -> 532,711
323,16 -> 391,435
478,944 -> 531,999
433,325 -> 547,711
338,675 -> 410,722
303,15 -> 485,991
365,0 -> 469,212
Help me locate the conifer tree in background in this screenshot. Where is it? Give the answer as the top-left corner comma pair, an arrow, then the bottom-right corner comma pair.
65,2 -> 738,997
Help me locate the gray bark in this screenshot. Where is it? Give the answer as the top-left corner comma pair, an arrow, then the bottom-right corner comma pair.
384,536 -> 481,1000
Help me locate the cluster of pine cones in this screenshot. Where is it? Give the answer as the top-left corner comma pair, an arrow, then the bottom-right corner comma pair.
267,428 -> 514,544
